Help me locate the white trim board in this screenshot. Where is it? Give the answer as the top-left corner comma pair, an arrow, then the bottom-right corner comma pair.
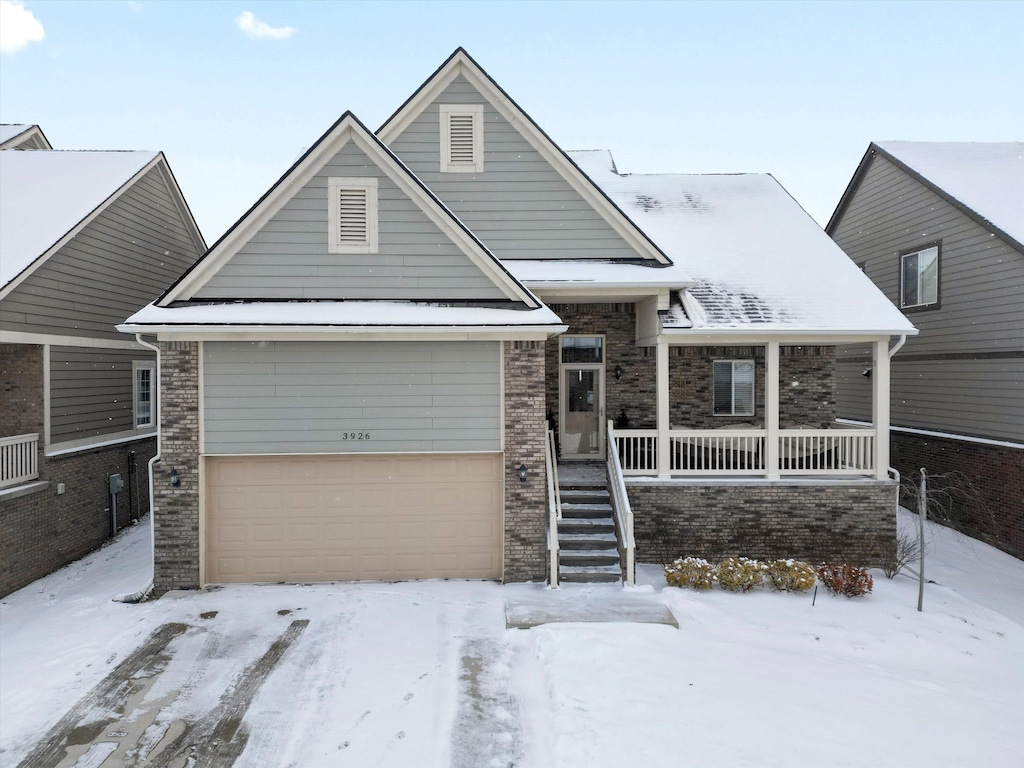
0,330 -> 151,350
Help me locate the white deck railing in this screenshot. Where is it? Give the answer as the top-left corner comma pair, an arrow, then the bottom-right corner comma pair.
613,427 -> 875,478
0,433 -> 40,489
546,426 -> 562,588
606,422 -> 636,586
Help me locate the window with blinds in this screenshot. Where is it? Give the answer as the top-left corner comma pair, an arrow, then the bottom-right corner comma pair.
328,177 -> 378,253
713,360 -> 755,416
440,104 -> 484,173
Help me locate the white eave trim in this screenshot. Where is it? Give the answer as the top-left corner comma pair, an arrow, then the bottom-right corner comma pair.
117,324 -> 568,343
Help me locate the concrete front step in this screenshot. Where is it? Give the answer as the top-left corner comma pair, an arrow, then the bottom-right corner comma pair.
561,503 -> 614,519
559,550 -> 621,567
559,488 -> 610,503
558,532 -> 618,550
558,564 -> 622,584
558,521 -> 615,537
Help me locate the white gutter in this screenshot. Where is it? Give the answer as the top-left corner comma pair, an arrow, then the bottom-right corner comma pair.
113,333 -> 160,603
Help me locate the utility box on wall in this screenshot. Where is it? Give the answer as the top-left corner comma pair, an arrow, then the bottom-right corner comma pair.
108,473 -> 124,495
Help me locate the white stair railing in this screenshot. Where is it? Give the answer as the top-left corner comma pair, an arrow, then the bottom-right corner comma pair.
606,421 -> 636,587
0,433 -> 39,489
546,426 -> 561,588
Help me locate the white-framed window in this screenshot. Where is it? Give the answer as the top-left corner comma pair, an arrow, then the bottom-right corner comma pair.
713,360 -> 755,416
328,177 -> 378,253
133,361 -> 155,429
900,243 -> 940,309
440,104 -> 484,173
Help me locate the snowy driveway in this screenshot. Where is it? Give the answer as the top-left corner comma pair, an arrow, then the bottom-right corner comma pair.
2,513 -> 1023,767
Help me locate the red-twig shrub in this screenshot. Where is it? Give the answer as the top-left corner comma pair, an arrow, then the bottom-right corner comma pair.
816,563 -> 873,597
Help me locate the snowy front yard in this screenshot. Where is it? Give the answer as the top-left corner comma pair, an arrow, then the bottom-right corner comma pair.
1,512 -> 1021,767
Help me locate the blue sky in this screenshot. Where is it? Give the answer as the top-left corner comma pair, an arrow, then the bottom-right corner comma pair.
2,0 -> 1021,243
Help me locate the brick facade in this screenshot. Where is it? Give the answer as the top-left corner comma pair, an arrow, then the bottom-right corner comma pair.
891,432 -> 1024,560
2,344 -> 157,597
152,341 -> 201,594
627,479 -> 896,566
503,340 -> 549,582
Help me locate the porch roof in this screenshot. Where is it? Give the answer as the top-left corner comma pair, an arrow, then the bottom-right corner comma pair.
507,259 -> 695,293
569,150 -> 917,338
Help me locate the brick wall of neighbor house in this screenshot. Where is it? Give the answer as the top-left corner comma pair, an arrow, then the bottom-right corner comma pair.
152,341 -> 201,594
504,340 -> 548,582
627,480 -> 895,566
891,433 -> 1024,560
2,344 -> 158,596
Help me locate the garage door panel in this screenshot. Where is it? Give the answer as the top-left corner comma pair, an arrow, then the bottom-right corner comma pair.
206,454 -> 502,583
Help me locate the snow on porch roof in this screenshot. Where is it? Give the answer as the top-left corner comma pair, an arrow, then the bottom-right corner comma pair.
507,259 -> 694,290
876,141 -> 1024,247
569,150 -> 916,336
0,150 -> 158,287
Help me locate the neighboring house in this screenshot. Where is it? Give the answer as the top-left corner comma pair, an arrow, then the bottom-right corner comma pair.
119,50 -> 915,593
828,142 -> 1024,559
0,125 -> 206,596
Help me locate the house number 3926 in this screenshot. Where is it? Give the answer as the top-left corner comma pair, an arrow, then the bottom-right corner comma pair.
341,432 -> 370,440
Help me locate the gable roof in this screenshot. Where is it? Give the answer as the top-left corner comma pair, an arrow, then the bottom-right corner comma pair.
377,48 -> 672,266
0,150 -> 204,294
828,141 -> 1024,252
571,150 -> 916,337
0,124 -> 51,150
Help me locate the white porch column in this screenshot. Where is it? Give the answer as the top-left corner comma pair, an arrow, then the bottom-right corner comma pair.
765,341 -> 780,480
872,339 -> 891,480
657,337 -> 670,478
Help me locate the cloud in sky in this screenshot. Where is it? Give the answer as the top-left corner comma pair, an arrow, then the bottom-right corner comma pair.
0,0 -> 45,55
234,10 -> 296,40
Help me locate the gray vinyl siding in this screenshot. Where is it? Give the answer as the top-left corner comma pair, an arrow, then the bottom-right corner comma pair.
203,341 -> 501,454
832,152 -> 1024,441
49,346 -> 155,443
386,74 -> 644,261
194,141 -> 507,301
0,166 -> 202,341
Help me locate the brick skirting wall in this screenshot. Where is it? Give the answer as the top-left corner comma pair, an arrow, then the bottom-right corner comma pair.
891,432 -> 1023,560
152,341 -> 201,594
504,340 -> 548,582
626,480 -> 896,567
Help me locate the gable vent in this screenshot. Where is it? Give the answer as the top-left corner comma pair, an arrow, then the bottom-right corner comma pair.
329,177 -> 378,253
440,104 -> 484,173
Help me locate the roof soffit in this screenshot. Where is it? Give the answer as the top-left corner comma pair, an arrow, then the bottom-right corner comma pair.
376,48 -> 672,266
160,113 -> 540,308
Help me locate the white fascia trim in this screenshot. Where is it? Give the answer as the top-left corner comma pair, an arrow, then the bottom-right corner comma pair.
377,54 -> 670,266
46,428 -> 157,457
0,155 -> 164,302
837,418 -> 1024,450
124,326 -> 567,343
0,330 -> 151,350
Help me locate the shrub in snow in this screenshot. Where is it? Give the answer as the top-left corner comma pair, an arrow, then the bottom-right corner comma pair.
817,563 -> 873,597
715,557 -> 766,592
765,559 -> 816,592
664,557 -> 714,589
882,531 -> 923,579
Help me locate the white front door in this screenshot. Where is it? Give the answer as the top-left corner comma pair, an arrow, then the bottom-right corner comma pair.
559,336 -> 605,460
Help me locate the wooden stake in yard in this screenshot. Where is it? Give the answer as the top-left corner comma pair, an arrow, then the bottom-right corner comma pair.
917,468 -> 927,612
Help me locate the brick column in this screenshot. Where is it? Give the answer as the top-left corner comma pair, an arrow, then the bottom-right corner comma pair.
503,340 -> 548,582
153,341 -> 200,593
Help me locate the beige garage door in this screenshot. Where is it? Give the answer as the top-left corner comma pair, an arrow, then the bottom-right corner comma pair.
205,454 -> 502,583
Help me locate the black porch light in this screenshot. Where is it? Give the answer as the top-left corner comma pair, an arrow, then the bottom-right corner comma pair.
518,463 -> 528,483
169,468 -> 180,487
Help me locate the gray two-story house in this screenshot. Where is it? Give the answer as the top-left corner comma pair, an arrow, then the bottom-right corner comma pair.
828,141 -> 1023,559
0,125 -> 205,595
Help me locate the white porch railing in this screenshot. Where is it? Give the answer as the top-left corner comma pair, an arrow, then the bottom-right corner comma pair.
0,433 -> 40,489
606,422 -> 636,587
546,426 -> 562,587
613,427 -> 875,478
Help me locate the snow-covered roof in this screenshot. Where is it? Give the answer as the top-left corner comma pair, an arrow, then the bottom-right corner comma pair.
0,150 -> 159,287
0,124 -> 31,144
508,259 -> 694,291
120,300 -> 566,334
569,150 -> 916,336
875,141 -> 1024,246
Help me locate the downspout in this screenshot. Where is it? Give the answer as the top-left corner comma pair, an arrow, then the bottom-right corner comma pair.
886,335 -> 907,498
113,333 -> 160,603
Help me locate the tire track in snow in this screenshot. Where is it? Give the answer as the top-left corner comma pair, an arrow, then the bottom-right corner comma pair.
449,637 -> 522,768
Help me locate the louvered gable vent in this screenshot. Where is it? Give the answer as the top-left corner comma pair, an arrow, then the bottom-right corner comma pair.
440,104 -> 483,173
329,177 -> 378,253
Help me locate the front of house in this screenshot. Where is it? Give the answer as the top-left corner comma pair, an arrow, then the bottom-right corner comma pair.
120,51 -> 915,592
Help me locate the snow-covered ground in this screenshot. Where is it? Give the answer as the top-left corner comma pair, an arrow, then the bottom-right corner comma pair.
1,510 -> 1021,767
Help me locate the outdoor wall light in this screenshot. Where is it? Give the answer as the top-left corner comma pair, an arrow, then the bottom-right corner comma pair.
862,369 -> 872,378
169,468 -> 180,487
518,464 -> 528,483
615,365 -> 624,380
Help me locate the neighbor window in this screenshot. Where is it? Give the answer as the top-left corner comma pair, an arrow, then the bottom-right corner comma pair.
713,360 -> 754,416
133,361 -> 155,429
440,104 -> 484,173
328,177 -> 378,253
900,244 -> 939,309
